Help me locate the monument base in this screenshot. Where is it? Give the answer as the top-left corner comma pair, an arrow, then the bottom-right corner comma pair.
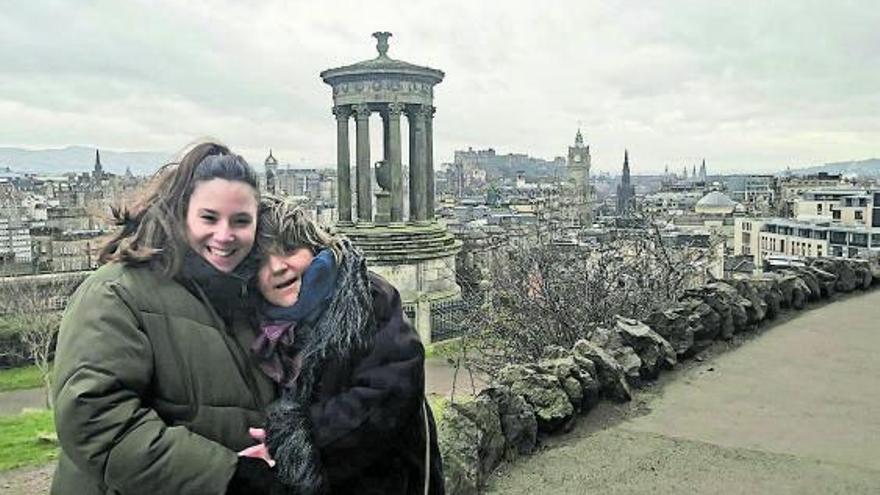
336,221 -> 462,343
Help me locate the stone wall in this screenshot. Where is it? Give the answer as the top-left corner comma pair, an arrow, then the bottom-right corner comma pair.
436,257 -> 876,494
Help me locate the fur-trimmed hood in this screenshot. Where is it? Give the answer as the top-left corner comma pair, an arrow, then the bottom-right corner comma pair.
293,240 -> 375,391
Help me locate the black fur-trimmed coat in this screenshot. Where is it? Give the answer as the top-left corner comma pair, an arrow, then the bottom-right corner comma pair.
265,248 -> 444,495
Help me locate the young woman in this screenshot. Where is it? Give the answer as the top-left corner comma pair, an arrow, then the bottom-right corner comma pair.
250,196 -> 444,494
51,142 -> 280,494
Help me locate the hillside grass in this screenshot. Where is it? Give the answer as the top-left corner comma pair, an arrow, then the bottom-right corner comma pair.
0,409 -> 58,471
0,365 -> 45,393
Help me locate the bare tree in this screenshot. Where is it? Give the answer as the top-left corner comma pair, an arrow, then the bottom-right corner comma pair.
455,217 -> 721,375
0,273 -> 83,408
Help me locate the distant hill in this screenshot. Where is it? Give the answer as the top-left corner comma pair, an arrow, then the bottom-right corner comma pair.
788,158 -> 880,177
0,146 -> 172,176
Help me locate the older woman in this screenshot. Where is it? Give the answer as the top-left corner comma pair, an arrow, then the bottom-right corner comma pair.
52,142 -> 279,494
249,196 -> 444,494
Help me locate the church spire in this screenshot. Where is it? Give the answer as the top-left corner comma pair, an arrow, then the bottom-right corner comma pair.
574,128 -> 584,147
93,148 -> 103,182
617,149 -> 635,216
265,148 -> 278,166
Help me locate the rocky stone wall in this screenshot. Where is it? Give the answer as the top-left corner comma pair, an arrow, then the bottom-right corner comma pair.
436,257 -> 877,494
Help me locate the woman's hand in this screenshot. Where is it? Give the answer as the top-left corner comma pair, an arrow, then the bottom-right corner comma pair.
237,427 -> 275,467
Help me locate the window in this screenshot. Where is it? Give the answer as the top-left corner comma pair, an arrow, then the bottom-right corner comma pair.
851,233 -> 868,247
855,210 -> 864,221
817,204 -> 823,214
833,210 -> 841,220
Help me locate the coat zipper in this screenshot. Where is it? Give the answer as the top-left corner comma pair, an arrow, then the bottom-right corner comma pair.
192,283 -> 267,411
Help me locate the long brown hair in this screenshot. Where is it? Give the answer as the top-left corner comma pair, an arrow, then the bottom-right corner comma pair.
99,141 -> 259,276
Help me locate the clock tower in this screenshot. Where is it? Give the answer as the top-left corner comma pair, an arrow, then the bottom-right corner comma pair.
567,128 -> 592,225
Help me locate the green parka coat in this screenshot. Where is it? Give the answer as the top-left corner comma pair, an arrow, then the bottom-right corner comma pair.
51,262 -> 276,494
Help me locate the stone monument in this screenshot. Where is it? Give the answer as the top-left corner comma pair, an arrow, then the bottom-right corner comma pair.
321,32 -> 461,343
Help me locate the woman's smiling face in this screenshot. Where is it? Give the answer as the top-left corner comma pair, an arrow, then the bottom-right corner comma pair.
258,247 -> 316,307
185,178 -> 258,273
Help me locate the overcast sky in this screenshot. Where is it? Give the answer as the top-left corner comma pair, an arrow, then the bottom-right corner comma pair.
1,0 -> 877,174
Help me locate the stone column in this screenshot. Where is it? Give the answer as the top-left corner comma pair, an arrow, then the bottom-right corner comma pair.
408,105 -> 429,223
425,106 -> 436,221
382,109 -> 390,163
333,105 -> 352,224
408,106 -> 416,222
353,104 -> 372,223
386,102 -> 404,222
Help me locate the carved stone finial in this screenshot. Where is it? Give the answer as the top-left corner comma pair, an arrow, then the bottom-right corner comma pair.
373,31 -> 392,57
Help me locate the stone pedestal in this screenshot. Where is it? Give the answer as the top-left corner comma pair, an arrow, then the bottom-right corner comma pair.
337,222 -> 461,344
375,191 -> 391,225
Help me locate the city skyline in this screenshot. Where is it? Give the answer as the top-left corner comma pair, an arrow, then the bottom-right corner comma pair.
2,1 -> 878,174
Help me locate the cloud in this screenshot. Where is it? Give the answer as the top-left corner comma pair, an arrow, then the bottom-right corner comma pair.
0,0 -> 877,173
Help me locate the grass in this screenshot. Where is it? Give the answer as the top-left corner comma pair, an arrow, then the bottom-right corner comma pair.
0,409 -> 58,471
0,365 -> 46,393
424,337 -> 465,360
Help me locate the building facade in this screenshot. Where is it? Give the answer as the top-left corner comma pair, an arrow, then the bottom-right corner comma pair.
0,216 -> 32,264
734,188 -> 880,268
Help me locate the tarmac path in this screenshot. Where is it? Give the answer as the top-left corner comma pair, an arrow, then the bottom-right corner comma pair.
487,291 -> 880,494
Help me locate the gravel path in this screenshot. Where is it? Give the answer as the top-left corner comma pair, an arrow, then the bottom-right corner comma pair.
0,464 -> 54,495
0,389 -> 45,416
